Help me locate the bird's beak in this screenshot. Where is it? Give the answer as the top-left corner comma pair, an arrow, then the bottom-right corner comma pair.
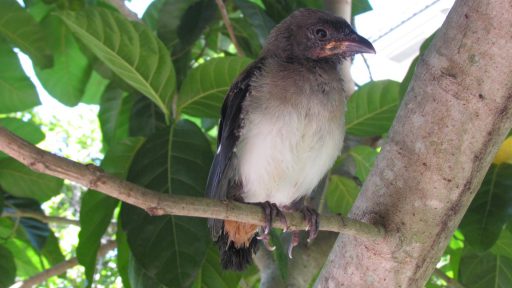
322,33 -> 376,57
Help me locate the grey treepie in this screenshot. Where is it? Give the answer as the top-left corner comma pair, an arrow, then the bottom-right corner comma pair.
206,8 -> 375,271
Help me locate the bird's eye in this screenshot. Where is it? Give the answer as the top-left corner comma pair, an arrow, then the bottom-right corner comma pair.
315,28 -> 328,39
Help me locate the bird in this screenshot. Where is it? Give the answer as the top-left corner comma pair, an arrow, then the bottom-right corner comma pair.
206,8 -> 375,271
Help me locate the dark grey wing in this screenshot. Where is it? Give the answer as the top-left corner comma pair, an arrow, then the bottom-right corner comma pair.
206,58 -> 264,240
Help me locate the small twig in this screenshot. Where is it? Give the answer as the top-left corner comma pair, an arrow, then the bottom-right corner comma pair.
12,241 -> 117,288
2,209 -> 80,227
214,0 -> 245,57
0,127 -> 384,239
432,269 -> 466,288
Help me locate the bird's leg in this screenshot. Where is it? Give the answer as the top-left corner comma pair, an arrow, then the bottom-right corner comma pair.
256,201 -> 288,251
301,206 -> 319,242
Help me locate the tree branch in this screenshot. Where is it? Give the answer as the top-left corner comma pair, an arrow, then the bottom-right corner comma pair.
13,240 -> 117,288
2,209 -> 80,227
0,127 -> 384,239
215,0 -> 245,57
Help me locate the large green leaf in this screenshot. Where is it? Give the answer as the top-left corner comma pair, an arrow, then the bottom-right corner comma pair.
0,118 -> 44,159
0,244 -> 15,288
346,80 -> 401,136
98,86 -> 133,148
200,245 -> 242,288
178,57 -> 252,118
326,176 -> 360,215
35,15 -> 92,107
492,229 -> 512,259
129,255 -> 166,288
117,223 -> 132,288
460,164 -> 512,251
261,0 -> 321,22
348,145 -> 378,182
0,39 -> 40,113
235,0 -> 275,45
57,8 -> 176,121
231,18 -> 263,58
0,159 -> 63,202
77,137 -> 144,286
41,231 -> 65,266
459,251 -> 512,288
0,0 -> 52,68
81,71 -> 110,105
121,120 -> 213,288
129,93 -> 167,138
3,235 -> 45,278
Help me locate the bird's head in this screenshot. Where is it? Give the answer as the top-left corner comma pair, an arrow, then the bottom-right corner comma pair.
263,9 -> 375,62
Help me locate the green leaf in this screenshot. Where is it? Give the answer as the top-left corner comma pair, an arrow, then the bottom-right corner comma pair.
178,57 -> 252,118
121,120 -> 213,288
0,39 -> 40,113
0,0 -> 52,68
117,223 -> 132,288
326,176 -> 360,215
235,0 -> 275,45
0,159 -> 63,202
77,137 -> 144,287
128,255 -> 166,288
0,244 -> 15,288
348,145 -> 378,182
352,0 -> 372,16
271,230 -> 288,281
4,236 -> 45,278
4,195 -> 50,251
346,80 -> 401,136
156,0 -> 199,50
231,18 -> 263,58
129,93 -> 167,138
57,8 -> 176,121
0,118 -> 44,159
200,245 -> 242,288
142,0 -> 165,31
81,71 -> 110,105
460,164 -> 512,251
261,0 -> 321,22
35,15 -> 92,107
98,86 -> 133,148
459,251 -> 512,288
41,231 -> 65,266
492,229 -> 512,260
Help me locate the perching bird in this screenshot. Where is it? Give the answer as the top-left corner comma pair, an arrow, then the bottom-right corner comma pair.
206,8 -> 375,271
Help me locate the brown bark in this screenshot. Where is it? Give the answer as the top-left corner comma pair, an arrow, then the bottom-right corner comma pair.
316,0 -> 512,287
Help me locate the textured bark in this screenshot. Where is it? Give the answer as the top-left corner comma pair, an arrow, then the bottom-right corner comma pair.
316,0 -> 512,287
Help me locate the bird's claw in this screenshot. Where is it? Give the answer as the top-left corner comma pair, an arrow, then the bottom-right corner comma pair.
287,230 -> 300,259
257,233 -> 276,251
256,201 -> 288,251
302,206 -> 319,243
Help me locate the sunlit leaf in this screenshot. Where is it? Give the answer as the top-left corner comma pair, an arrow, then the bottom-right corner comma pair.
57,8 -> 176,121
0,39 -> 40,113
0,0 -> 52,68
178,57 -> 252,118
35,15 -> 92,107
346,80 -> 401,136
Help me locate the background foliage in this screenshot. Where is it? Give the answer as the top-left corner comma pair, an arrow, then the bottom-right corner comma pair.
0,0 -> 511,287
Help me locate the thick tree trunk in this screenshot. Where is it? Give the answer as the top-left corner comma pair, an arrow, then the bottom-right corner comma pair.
316,0 -> 512,287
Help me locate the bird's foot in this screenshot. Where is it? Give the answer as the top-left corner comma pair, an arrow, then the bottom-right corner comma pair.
288,230 -> 300,258
255,201 -> 288,251
301,206 -> 319,243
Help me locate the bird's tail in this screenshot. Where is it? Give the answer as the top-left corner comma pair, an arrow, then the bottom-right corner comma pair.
215,220 -> 259,271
